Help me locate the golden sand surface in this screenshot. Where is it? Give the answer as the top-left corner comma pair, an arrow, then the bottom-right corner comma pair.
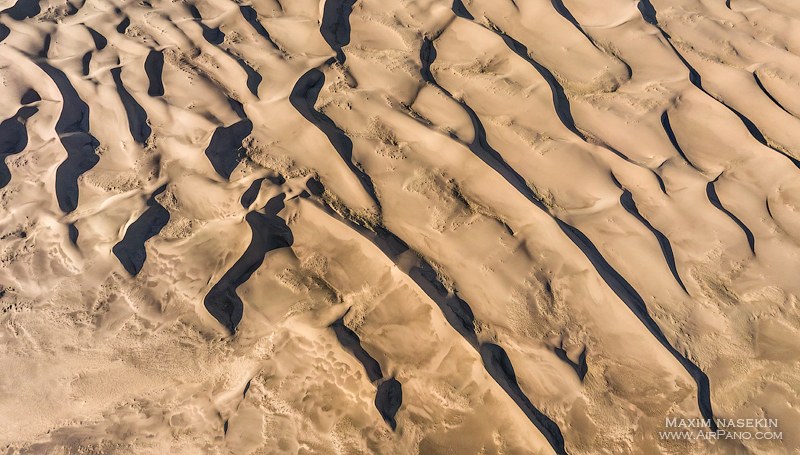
1,0 -> 799,453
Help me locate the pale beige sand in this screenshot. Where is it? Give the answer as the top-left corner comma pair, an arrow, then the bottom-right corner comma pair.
0,0 -> 799,453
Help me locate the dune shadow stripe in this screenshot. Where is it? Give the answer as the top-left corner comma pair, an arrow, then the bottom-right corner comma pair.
239,5 -> 281,50
375,378 -> 402,430
619,189 -> 688,293
112,185 -> 170,275
321,0 -> 356,63
145,50 -> 165,97
204,120 -> 253,180
554,346 -> 588,381
111,67 -> 152,144
706,179 -> 755,253
424,20 -> 716,432
2,0 -> 40,20
639,0 -> 800,171
482,343 -> 567,454
204,194 -> 293,333
556,218 -> 716,430
306,179 -> 565,449
289,69 -> 381,208
37,61 -> 100,213
330,314 -> 404,430
0,104 -> 38,188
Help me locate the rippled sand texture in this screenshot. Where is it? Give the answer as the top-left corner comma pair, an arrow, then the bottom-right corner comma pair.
2,0 -> 800,453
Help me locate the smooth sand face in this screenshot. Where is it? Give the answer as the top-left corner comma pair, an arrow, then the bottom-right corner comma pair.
1,0 -> 799,453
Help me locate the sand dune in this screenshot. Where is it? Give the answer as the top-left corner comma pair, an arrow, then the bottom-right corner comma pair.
1,0 -> 799,453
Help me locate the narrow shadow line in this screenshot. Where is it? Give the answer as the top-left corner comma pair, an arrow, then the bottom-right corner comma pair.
68,223 -> 79,246
443,10 -> 651,188
331,314 -> 384,383
410,262 -> 480,348
227,97 -> 246,119
421,34 -> 713,426
330,311 -> 405,430
239,5 -> 281,50
481,343 -> 567,454
638,0 -> 800,171
753,73 -> 795,119
555,218 -> 717,431
494,32 -> 584,140
420,37 -> 549,214
549,0 -> 633,79
303,180 -> 568,453
706,176 -> 755,254
554,345 -> 588,381
190,4 -> 260,97
232,56 -> 261,97
289,68 -> 381,209
189,5 -> 224,45
617,186 -> 689,294
661,111 -> 700,171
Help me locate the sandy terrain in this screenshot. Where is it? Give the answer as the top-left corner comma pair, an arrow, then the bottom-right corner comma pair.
1,0 -> 799,453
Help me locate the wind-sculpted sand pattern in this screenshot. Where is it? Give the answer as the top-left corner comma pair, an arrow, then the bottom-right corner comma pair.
1,0 -> 800,453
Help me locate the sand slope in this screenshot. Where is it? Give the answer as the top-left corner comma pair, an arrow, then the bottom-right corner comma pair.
1,0 -> 799,453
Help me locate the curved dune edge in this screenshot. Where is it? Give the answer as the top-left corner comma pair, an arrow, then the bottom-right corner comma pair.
1,0 -> 799,453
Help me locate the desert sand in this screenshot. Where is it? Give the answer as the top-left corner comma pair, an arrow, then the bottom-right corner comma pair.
1,0 -> 799,453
